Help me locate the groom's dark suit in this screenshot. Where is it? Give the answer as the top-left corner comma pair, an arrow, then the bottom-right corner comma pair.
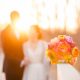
1,24 -> 24,80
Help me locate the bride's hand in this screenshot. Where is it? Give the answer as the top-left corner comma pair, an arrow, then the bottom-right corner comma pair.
20,60 -> 25,68
20,57 -> 31,68
25,58 -> 31,65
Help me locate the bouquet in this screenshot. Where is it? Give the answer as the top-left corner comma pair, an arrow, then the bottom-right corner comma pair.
46,35 -> 79,65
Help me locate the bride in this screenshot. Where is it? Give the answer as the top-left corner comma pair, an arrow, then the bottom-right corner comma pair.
22,25 -> 48,80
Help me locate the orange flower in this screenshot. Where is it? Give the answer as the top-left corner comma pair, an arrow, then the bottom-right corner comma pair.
72,47 -> 79,57
57,41 -> 71,56
46,49 -> 55,60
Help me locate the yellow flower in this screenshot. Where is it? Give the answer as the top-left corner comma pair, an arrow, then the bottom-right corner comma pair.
58,35 -> 65,40
64,55 -> 72,63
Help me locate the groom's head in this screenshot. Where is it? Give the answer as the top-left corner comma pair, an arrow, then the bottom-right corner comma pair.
10,10 -> 20,24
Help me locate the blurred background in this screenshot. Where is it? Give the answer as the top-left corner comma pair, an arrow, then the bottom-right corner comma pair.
0,0 -> 80,74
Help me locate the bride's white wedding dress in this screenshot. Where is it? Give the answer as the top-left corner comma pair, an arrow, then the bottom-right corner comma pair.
22,40 -> 48,80
57,64 -> 80,80
48,64 -> 80,80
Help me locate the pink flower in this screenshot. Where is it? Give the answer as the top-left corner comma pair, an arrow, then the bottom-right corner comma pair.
65,36 -> 73,44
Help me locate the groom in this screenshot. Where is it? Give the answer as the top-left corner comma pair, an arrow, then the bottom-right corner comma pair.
1,11 -> 24,80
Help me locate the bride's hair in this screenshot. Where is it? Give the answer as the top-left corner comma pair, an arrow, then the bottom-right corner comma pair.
30,25 -> 43,39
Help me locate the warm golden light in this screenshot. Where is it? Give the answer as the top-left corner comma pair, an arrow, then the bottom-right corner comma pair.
0,0 -> 79,34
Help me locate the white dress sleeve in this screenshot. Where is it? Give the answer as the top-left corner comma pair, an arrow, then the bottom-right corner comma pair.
23,42 -> 28,57
42,41 -> 50,63
20,42 -> 29,67
42,41 -> 50,76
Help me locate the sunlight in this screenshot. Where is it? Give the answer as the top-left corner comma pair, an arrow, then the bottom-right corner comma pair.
66,1 -> 77,34
0,0 -> 79,34
56,0 -> 66,30
44,0 -> 56,29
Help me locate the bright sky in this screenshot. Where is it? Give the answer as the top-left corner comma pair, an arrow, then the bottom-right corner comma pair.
0,0 -> 27,23
0,0 -> 36,31
0,0 -> 80,33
